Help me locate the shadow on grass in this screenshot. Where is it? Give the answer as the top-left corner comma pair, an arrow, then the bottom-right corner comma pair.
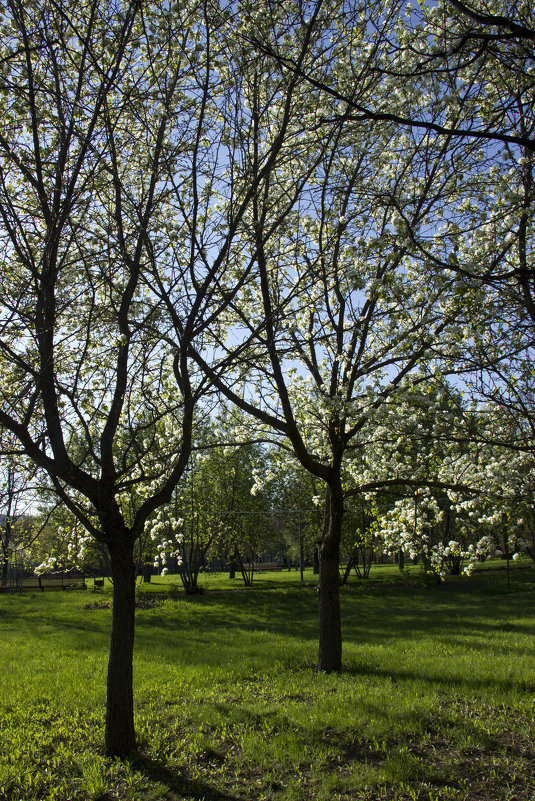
132,754 -> 239,801
4,570 -> 535,676
342,658 -> 535,694
138,586 -> 320,640
166,580 -> 535,635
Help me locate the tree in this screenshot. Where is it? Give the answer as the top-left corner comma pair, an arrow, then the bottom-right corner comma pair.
362,378 -> 535,578
265,456 -> 323,577
0,444 -> 37,584
340,496 -> 382,583
0,0 -> 198,754
209,0 -> 535,669
441,401 -> 535,568
0,0 -> 343,749
192,44 -> 476,669
149,436 -> 275,591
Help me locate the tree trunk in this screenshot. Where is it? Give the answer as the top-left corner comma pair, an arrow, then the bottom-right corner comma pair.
317,481 -> 344,673
340,547 -> 358,586
1,520 -> 11,586
142,561 -> 152,583
105,538 -> 136,757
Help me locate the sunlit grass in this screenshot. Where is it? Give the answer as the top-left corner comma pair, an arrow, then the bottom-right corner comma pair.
1,563 -> 534,800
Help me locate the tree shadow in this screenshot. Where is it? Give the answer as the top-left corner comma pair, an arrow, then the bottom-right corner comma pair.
132,754 -> 240,801
138,585 -> 320,641
342,659 -> 535,694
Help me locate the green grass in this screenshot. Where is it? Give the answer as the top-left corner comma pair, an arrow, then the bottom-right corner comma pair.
1,563 -> 534,800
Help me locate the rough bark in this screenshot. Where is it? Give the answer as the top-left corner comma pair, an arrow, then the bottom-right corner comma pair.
317,482 -> 344,673
105,538 -> 137,757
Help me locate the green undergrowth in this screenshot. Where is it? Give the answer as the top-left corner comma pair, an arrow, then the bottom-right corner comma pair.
1,564 -> 534,800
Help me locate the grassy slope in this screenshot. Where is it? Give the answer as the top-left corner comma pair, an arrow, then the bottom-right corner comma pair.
0,564 -> 534,801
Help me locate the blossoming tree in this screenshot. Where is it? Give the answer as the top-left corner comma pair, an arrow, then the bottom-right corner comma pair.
192,48 -> 480,670
0,0 -> 331,753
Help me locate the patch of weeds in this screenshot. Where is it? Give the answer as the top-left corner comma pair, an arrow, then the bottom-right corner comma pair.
383,745 -> 431,784
84,600 -> 112,610
79,756 -> 108,800
165,583 -> 183,601
135,596 -> 166,610
0,762 -> 17,800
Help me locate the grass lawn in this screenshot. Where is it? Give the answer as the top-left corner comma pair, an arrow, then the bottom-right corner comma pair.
0,563 -> 534,800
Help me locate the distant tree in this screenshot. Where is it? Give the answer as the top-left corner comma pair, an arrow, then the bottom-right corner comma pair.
150,435 -> 276,590
340,496 -> 383,583
263,456 -> 322,575
0,448 -> 36,584
359,381 -> 535,577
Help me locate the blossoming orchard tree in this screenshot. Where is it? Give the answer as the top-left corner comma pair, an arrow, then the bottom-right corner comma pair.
359,382 -> 479,576
0,0 -> 203,755
440,399 -> 535,563
0,0 -> 331,755
363,378 -> 535,576
190,5 -> 493,670
216,0 -> 535,671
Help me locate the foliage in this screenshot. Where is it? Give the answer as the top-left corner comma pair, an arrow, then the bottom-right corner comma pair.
149,437 -> 278,590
